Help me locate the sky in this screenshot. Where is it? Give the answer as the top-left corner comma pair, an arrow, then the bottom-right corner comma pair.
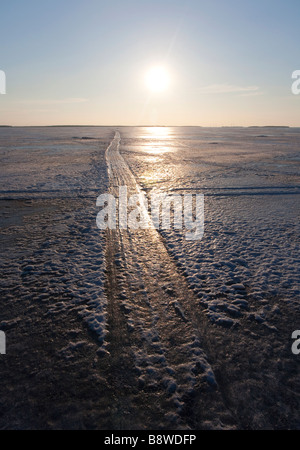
0,0 -> 299,126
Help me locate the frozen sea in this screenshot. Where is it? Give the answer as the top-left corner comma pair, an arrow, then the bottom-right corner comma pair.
0,126 -> 299,430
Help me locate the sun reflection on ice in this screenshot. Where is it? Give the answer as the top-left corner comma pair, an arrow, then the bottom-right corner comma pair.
141,127 -> 173,155
135,127 -> 177,187
144,145 -> 171,155
148,127 -> 171,137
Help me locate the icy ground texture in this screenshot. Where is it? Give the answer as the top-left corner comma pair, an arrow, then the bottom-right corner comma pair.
121,126 -> 300,329
1,126 -> 299,429
0,126 -> 112,197
0,127 -> 113,351
105,133 -> 234,428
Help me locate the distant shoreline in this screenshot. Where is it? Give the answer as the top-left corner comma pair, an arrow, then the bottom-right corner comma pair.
0,125 -> 297,129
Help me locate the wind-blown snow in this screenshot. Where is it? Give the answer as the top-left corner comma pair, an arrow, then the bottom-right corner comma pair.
1,125 -> 299,430
121,126 -> 300,329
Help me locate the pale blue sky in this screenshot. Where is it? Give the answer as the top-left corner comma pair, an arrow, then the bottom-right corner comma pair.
0,0 -> 299,126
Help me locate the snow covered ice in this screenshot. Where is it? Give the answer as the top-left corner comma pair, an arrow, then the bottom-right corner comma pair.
0,126 -> 299,430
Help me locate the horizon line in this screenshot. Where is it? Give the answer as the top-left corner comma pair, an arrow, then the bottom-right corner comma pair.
0,124 -> 297,129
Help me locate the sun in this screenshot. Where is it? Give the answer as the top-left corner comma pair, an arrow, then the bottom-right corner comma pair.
145,66 -> 170,93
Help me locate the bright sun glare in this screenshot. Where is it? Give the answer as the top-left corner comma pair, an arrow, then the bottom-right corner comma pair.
146,66 -> 170,93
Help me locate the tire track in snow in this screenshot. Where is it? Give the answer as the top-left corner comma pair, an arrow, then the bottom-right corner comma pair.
104,132 -> 236,429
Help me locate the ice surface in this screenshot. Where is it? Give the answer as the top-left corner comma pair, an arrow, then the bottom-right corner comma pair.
0,127 -> 112,350
121,126 -> 300,327
1,126 -> 299,430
